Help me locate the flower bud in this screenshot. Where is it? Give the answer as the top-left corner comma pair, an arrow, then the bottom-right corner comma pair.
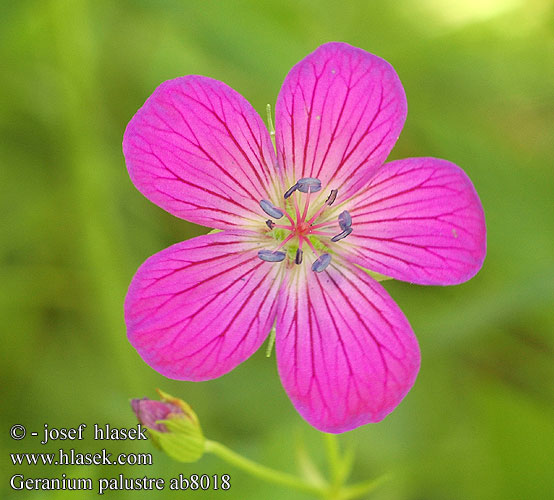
131,398 -> 183,432
130,390 -> 204,462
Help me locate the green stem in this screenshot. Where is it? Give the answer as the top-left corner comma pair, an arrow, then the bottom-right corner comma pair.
341,473 -> 391,500
324,433 -> 342,488
205,440 -> 326,496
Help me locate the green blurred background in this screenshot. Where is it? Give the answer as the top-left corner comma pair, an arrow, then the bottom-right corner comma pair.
2,0 -> 553,498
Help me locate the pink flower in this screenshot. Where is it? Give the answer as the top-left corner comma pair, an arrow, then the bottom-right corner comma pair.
123,42 -> 486,433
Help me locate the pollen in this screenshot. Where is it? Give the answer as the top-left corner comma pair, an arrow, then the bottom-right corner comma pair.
258,249 -> 286,262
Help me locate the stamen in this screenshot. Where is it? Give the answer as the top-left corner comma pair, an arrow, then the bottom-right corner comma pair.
272,223 -> 294,230
303,237 -> 319,257
260,199 -> 284,219
275,233 -> 295,250
301,183 -> 313,220
338,210 -> 352,230
293,190 -> 302,221
307,202 -> 330,226
309,230 -> 333,236
312,253 -> 332,273
310,220 -> 339,230
331,227 -> 353,242
258,250 -> 286,262
297,177 -> 322,193
284,184 -> 298,199
326,189 -> 338,205
259,179 -> 347,271
282,210 -> 296,226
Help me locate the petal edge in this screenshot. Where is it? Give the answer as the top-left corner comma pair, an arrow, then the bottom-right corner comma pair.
275,42 -> 407,199
125,231 -> 282,380
123,76 -> 277,229
343,157 -> 487,285
276,261 -> 420,433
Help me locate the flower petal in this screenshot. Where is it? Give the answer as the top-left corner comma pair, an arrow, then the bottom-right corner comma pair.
125,231 -> 283,380
342,157 -> 487,285
123,76 -> 277,229
275,42 -> 406,199
275,261 -> 420,433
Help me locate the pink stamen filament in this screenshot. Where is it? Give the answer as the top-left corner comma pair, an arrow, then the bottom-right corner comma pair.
308,230 -> 333,237
275,233 -> 295,251
303,237 -> 319,258
282,210 -> 295,225
310,220 -> 338,230
301,187 -> 312,221
293,192 -> 301,222
260,183 -> 345,268
307,203 -> 329,225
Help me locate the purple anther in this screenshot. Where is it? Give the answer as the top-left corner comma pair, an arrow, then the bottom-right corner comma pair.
265,220 -> 275,229
326,189 -> 338,205
258,250 -> 286,262
312,253 -> 332,273
297,177 -> 322,193
295,248 -> 303,265
284,184 -> 298,199
331,227 -> 353,242
338,210 -> 352,230
260,199 -> 284,219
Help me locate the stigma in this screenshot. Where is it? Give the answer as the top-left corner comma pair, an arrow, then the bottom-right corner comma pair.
257,177 -> 353,273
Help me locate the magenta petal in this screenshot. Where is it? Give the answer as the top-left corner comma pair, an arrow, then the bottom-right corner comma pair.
123,76 -> 277,229
343,157 -> 487,285
276,262 -> 420,433
275,42 -> 407,199
125,231 -> 282,380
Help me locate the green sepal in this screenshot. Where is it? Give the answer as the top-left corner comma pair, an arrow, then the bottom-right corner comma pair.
149,417 -> 205,463
265,325 -> 276,357
156,388 -> 201,428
